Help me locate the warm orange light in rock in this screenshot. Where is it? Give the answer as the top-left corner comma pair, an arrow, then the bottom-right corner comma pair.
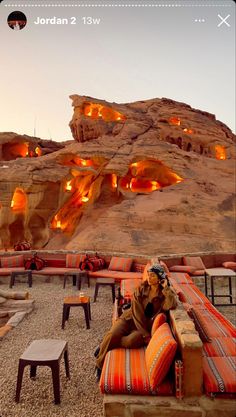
11,188 -> 27,211
83,102 -> 126,123
215,145 -> 226,160
130,178 -> 161,193
35,146 -> 42,156
151,181 -> 161,191
81,196 -> 89,202
56,220 -> 61,228
65,180 -> 72,191
183,128 -> 193,134
169,117 -> 181,126
111,174 -> 118,189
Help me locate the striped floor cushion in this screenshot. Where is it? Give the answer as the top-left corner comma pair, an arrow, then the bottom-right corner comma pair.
203,356 -> 236,396
169,272 -> 194,285
0,255 -> 24,268
100,347 -> 173,395
89,270 -> 142,280
120,279 -> 141,298
205,303 -> 236,338
178,284 -> 211,305
203,337 -> 236,357
189,306 -> 235,342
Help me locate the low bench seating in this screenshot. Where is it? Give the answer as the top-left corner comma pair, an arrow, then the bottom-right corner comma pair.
0,253 -> 145,284
161,253 -> 236,276
100,320 -> 177,396
115,270 -> 236,400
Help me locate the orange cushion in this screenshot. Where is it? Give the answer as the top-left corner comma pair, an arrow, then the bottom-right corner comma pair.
203,337 -> 236,357
120,278 -> 141,298
222,261 -> 236,271
108,257 -> 133,272
189,306 -> 236,342
145,322 -> 177,389
66,254 -> 85,268
205,303 -> 236,338
169,272 -> 194,284
142,261 -> 152,281
151,313 -> 167,337
169,265 -> 196,273
203,356 -> 236,395
0,255 -> 24,268
100,347 -> 173,395
178,284 -> 210,305
183,256 -> 205,270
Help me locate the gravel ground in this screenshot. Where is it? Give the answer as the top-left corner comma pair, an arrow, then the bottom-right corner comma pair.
0,276 -> 235,417
0,280 -> 113,417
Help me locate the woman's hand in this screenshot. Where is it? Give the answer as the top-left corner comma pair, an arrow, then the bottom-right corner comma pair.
160,277 -> 170,289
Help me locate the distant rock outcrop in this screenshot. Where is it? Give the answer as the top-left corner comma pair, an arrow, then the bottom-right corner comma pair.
0,96 -> 235,256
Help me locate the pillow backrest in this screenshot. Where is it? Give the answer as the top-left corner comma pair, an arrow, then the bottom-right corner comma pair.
145,322 -> 177,389
108,257 -> 133,272
151,313 -> 167,337
66,254 -> 85,268
183,256 -> 205,270
1,255 -> 24,268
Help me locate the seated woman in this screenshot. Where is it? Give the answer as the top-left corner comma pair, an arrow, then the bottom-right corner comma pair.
95,264 -> 178,381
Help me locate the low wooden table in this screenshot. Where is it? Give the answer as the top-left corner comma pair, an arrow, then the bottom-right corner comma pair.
15,339 -> 70,404
94,278 -> 116,303
10,270 -> 32,288
62,295 -> 91,329
63,270 -> 89,290
204,268 -> 236,306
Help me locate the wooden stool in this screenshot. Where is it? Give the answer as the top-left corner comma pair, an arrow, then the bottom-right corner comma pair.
63,271 -> 90,290
10,270 -> 33,288
94,278 -> 116,303
62,296 -> 91,330
15,339 -> 70,404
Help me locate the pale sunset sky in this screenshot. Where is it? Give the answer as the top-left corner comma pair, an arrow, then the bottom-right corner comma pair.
0,0 -> 235,141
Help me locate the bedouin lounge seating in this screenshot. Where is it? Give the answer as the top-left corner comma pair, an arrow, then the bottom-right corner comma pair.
111,263 -> 236,404
0,253 -> 144,283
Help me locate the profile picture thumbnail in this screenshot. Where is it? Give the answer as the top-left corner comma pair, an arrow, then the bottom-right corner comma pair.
7,11 -> 27,30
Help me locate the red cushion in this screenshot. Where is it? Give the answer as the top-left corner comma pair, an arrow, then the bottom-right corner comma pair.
100,347 -> 173,395
169,272 -> 194,284
0,255 -> 24,268
203,356 -> 236,395
0,267 -> 25,276
169,265 -> 196,274
66,254 -> 85,268
189,306 -> 236,342
183,256 -> 205,270
108,257 -> 133,272
205,303 -> 236,338
203,337 -> 236,357
145,323 -> 177,389
151,313 -> 167,337
191,269 -> 205,276
222,261 -> 236,271
120,278 -> 141,298
45,259 -> 66,268
88,270 -> 142,280
178,284 -> 210,305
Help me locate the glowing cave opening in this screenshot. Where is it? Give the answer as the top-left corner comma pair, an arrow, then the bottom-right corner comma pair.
82,102 -> 126,122
11,188 -> 27,211
215,145 -> 226,160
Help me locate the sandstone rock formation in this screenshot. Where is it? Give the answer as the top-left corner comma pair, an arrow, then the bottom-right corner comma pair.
0,132 -> 65,161
0,96 -> 235,256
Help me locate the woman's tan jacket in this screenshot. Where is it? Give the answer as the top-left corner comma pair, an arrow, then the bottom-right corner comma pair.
121,281 -> 178,337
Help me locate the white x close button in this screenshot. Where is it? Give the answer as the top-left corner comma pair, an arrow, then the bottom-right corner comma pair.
217,14 -> 231,27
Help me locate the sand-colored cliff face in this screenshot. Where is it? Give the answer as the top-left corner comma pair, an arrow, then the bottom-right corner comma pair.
0,96 -> 235,255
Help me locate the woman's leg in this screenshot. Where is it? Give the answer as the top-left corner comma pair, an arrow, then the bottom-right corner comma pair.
96,318 -> 132,370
